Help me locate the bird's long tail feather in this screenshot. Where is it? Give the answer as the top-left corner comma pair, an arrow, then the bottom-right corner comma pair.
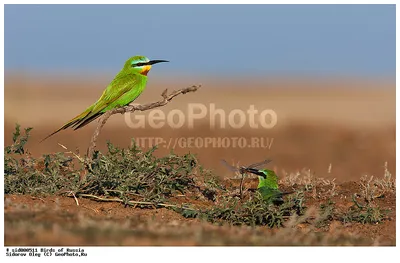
40,105 -> 101,142
72,112 -> 102,130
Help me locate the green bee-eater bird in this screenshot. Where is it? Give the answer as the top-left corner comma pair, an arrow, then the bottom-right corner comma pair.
245,168 -> 287,205
222,159 -> 291,205
41,56 -> 168,142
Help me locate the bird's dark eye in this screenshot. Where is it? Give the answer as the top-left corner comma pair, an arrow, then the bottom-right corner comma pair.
132,62 -> 146,67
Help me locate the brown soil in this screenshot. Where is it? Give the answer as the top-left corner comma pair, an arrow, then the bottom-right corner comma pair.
4,185 -> 396,246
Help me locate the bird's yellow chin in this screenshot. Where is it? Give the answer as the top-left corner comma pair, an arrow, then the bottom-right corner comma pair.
140,65 -> 152,76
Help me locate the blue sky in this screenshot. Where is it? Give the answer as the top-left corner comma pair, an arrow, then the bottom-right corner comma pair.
4,4 -> 396,78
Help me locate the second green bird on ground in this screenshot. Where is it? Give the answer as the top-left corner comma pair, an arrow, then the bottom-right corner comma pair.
222,159 -> 291,205
41,55 -> 168,142
245,167 -> 289,205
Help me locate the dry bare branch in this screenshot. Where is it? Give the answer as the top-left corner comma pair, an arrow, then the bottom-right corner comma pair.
86,85 -> 201,163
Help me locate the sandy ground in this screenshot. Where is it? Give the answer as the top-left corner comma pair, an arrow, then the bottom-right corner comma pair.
4,188 -> 396,246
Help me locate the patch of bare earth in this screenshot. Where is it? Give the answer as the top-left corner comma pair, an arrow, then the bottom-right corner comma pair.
5,177 -> 396,246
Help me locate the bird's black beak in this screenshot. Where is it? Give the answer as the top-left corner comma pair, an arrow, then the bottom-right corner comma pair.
246,168 -> 267,178
148,60 -> 169,65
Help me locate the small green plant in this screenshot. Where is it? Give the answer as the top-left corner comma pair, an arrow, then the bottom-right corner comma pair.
5,124 -> 32,155
341,195 -> 387,224
82,141 -> 202,205
314,200 -> 336,227
374,162 -> 395,194
5,151 -> 82,195
359,163 -> 396,203
4,124 -> 33,176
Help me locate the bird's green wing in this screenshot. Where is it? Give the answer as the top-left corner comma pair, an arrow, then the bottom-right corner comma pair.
258,187 -> 288,205
72,71 -> 142,129
40,71 -> 143,142
258,187 -> 282,201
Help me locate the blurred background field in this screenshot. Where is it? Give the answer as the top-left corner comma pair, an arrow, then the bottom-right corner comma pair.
4,75 -> 396,182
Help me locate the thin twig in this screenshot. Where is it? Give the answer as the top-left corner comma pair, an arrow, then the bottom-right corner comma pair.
104,189 -> 143,198
77,193 -> 179,209
239,172 -> 245,199
31,196 -> 45,203
67,191 -> 80,206
86,85 -> 200,164
58,143 -> 85,163
82,205 -> 99,214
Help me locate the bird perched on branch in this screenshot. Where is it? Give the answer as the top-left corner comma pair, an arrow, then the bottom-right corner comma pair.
41,56 -> 168,142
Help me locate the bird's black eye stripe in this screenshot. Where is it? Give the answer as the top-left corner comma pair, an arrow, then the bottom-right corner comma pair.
132,62 -> 148,67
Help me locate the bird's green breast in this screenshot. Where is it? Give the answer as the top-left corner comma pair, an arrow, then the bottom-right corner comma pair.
102,72 -> 148,112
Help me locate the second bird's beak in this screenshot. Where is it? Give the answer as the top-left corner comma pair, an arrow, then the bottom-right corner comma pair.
148,60 -> 169,65
246,168 -> 267,178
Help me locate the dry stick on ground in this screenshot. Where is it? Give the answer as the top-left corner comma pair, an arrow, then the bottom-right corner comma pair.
77,193 -> 191,210
86,85 -> 201,162
239,172 -> 245,200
